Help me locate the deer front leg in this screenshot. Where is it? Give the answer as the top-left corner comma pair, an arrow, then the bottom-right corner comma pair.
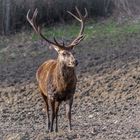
49,99 -> 55,132
66,97 -> 73,131
55,101 -> 60,132
49,99 -> 60,132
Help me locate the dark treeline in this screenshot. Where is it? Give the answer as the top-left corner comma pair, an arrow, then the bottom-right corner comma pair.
0,0 -> 139,35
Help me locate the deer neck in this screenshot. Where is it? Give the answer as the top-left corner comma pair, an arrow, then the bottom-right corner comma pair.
56,60 -> 75,83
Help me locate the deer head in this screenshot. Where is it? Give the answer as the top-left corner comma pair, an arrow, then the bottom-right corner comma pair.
26,7 -> 87,67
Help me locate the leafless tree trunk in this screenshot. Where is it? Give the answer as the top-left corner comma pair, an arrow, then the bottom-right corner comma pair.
0,0 -> 11,35
104,0 -> 112,14
0,0 -> 5,35
114,0 -> 132,16
5,0 -> 11,34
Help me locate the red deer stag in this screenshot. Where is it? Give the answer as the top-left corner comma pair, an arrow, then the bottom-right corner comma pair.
26,7 -> 87,132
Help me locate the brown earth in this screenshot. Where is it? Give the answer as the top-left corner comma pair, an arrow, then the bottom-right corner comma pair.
0,33 -> 140,140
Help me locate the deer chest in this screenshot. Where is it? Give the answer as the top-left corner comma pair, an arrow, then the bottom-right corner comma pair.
47,79 -> 76,101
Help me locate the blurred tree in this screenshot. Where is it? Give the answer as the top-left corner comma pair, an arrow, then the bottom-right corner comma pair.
0,0 -> 5,35
114,0 -> 132,16
5,0 -> 11,34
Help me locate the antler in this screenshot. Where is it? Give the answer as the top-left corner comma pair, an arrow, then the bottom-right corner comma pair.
26,9 -> 67,50
67,7 -> 88,49
26,7 -> 87,50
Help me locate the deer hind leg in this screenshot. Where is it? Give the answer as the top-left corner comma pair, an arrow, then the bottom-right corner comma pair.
40,92 -> 50,131
66,97 -> 73,131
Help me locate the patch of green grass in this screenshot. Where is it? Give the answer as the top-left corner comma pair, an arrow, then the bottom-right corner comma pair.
121,23 -> 140,34
87,20 -> 140,38
31,19 -> 140,43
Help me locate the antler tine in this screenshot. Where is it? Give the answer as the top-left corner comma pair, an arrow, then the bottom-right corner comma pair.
67,11 -> 81,22
32,9 -> 39,33
75,7 -> 82,19
26,10 -> 32,27
63,41 -> 65,47
69,35 -> 85,47
32,9 -> 38,24
54,37 -> 65,47
33,8 -> 38,19
26,9 -> 30,21
84,8 -> 88,18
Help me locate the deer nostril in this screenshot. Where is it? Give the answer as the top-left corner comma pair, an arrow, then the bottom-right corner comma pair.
75,60 -> 78,66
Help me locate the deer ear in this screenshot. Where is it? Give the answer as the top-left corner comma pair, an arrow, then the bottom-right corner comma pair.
51,45 -> 61,52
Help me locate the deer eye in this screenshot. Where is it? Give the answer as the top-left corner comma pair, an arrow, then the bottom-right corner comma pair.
62,52 -> 67,56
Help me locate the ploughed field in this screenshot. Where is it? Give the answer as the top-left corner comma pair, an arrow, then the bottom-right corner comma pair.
0,32 -> 140,140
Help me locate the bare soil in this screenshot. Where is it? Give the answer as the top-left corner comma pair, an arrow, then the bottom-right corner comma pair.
0,33 -> 140,140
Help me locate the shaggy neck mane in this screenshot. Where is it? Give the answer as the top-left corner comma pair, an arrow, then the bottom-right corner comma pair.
56,60 -> 75,83
52,59 -> 76,92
